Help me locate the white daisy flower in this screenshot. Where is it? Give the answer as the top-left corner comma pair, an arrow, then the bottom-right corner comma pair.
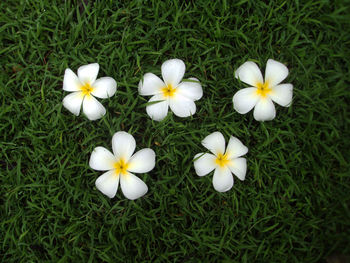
194,132 -> 248,192
62,63 -> 117,121
233,59 -> 293,121
89,131 -> 156,200
138,59 -> 203,121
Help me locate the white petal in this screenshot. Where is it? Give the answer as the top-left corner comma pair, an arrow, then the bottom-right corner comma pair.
225,136 -> 248,159
62,91 -> 84,116
212,167 -> 234,192
146,94 -> 169,121
269,84 -> 293,107
120,172 -> 148,200
128,148 -> 156,173
193,153 -> 216,176
95,170 -> 119,198
233,87 -> 259,114
161,59 -> 185,86
253,97 -> 276,121
63,68 -> 81,91
89,146 -> 116,171
77,63 -> 99,84
177,78 -> 203,101
91,77 -> 117,99
202,131 -> 226,156
82,95 -> 106,120
227,158 -> 247,181
112,131 -> 136,162
169,94 -> 196,118
265,59 -> 289,87
138,73 -> 165,96
235,61 -> 263,87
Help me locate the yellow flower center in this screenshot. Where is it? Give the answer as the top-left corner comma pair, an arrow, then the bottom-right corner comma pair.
215,153 -> 230,167
161,84 -> 177,98
80,82 -> 94,96
114,158 -> 129,176
256,81 -> 271,97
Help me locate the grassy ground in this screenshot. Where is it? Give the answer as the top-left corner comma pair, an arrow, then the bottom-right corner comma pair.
1,0 -> 350,262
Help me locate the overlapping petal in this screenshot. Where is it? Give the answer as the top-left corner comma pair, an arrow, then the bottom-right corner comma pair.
265,59 -> 289,87
120,172 -> 148,200
95,170 -> 119,198
62,91 -> 84,116
177,78 -> 203,101
91,77 -> 117,98
63,69 -> 81,91
227,158 -> 247,181
213,166 -> 234,192
89,146 -> 116,171
233,87 -> 259,114
77,63 -> 99,84
138,73 -> 165,96
193,153 -> 216,176
161,59 -> 185,86
169,94 -> 196,118
146,94 -> 169,121
112,131 -> 136,162
82,95 -> 106,120
128,149 -> 156,173
253,97 -> 276,121
235,61 -> 263,87
202,131 -> 225,156
269,84 -> 293,107
225,136 -> 248,159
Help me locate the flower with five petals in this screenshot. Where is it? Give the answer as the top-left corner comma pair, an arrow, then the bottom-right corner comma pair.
233,59 -> 293,121
194,132 -> 248,192
89,131 -> 156,200
62,63 -> 117,120
138,59 -> 203,121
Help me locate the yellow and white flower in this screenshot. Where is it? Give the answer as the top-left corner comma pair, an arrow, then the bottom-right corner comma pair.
62,63 -> 117,120
138,59 -> 203,121
89,131 -> 155,200
233,59 -> 293,121
194,132 -> 248,192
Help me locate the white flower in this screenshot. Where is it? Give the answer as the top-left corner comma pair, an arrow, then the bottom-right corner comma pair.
194,132 -> 248,192
233,59 -> 293,121
89,131 -> 156,200
62,63 -> 117,120
138,59 -> 203,121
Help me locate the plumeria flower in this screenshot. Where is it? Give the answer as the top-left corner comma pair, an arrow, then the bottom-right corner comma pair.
62,63 -> 117,120
138,59 -> 203,121
89,131 -> 156,200
194,132 -> 248,192
233,59 -> 293,121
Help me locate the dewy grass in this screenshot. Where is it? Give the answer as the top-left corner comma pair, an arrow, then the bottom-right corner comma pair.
1,0 -> 350,262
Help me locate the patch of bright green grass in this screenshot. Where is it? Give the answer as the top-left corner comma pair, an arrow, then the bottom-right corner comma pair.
1,0 -> 349,262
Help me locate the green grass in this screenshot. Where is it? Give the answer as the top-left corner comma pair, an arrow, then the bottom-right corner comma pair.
1,0 -> 350,262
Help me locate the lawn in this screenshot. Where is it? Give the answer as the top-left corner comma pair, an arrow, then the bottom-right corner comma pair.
1,0 -> 350,262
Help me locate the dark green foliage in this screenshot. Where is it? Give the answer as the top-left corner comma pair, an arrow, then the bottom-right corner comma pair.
1,0 -> 349,262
